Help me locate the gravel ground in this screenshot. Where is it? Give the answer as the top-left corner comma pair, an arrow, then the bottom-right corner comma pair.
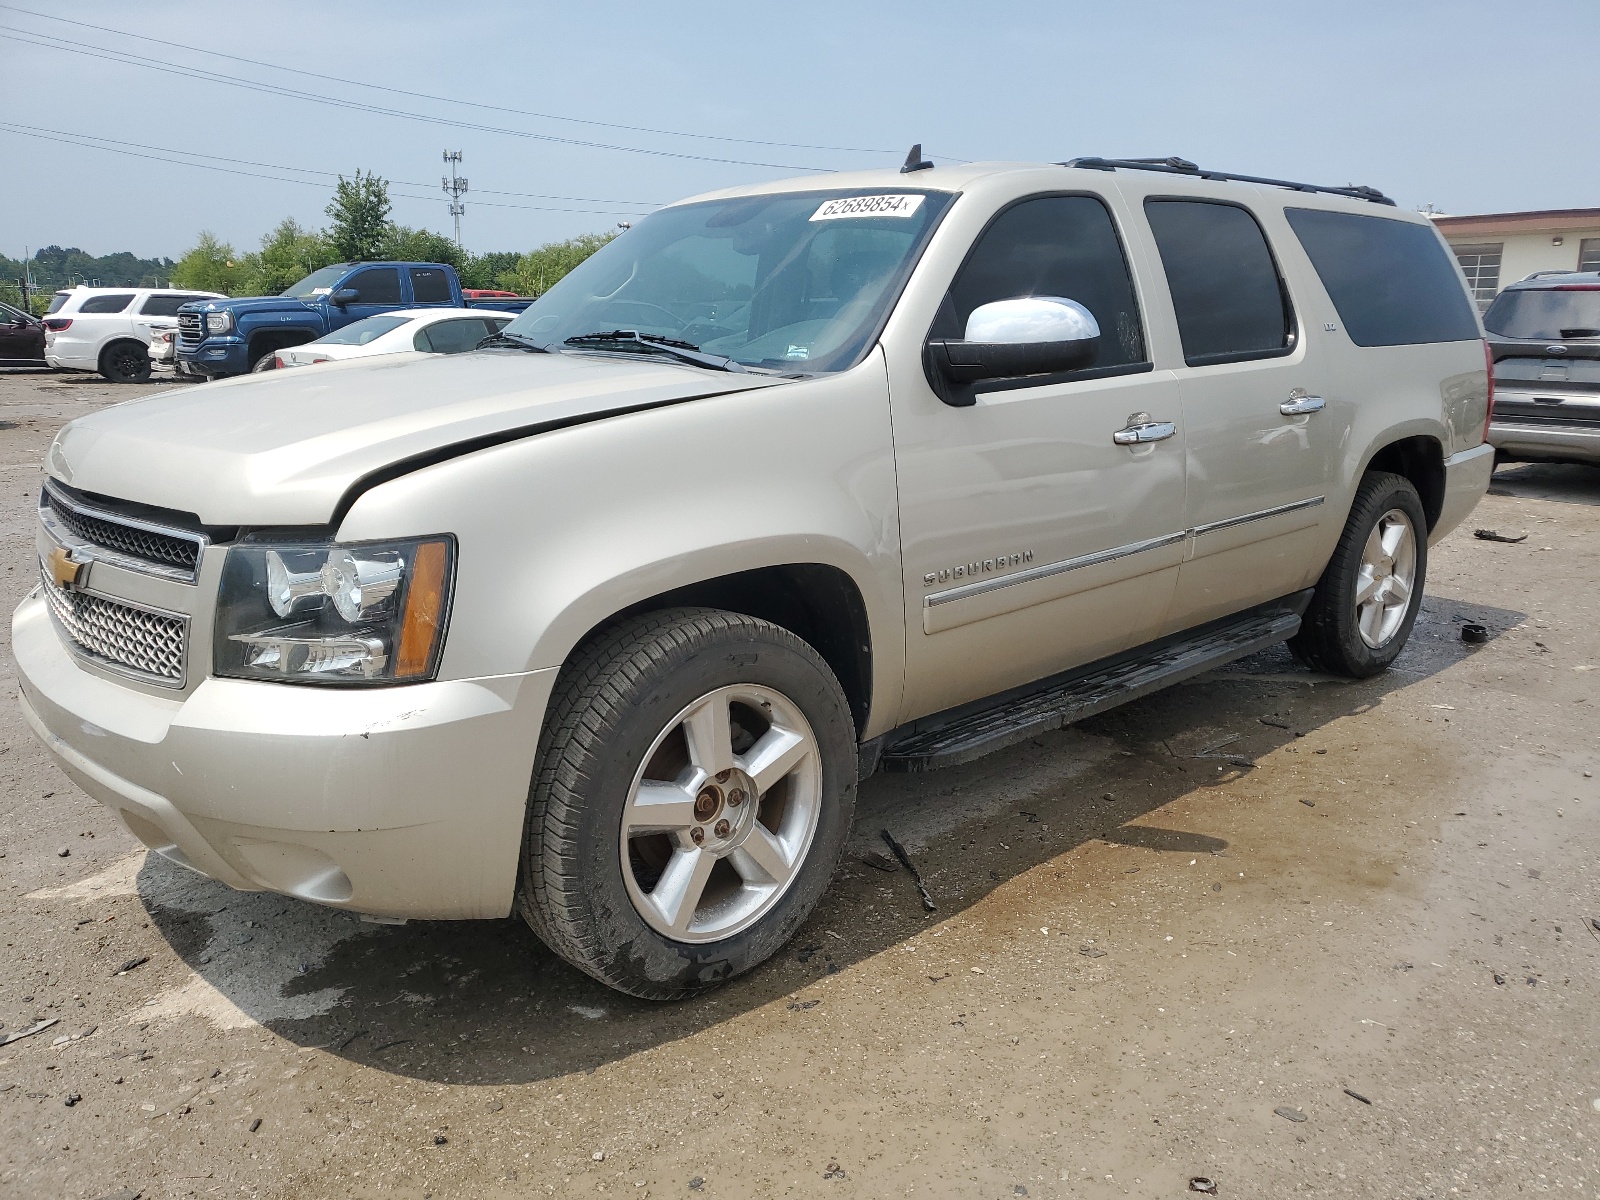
1,367 -> 1597,1199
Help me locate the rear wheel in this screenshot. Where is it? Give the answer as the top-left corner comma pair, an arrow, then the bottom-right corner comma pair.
1290,471 -> 1427,678
99,340 -> 151,384
518,608 -> 856,999
250,352 -> 278,373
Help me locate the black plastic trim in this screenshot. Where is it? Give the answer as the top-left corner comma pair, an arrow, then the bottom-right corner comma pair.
1062,157 -> 1395,206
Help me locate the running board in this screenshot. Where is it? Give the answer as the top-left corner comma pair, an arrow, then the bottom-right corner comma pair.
880,604 -> 1304,772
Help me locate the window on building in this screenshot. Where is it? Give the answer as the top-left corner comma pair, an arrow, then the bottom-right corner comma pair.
1451,242 -> 1502,310
1144,199 -> 1292,366
1578,238 -> 1600,274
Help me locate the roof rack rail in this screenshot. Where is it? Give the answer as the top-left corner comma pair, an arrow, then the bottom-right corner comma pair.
1059,156 -> 1395,207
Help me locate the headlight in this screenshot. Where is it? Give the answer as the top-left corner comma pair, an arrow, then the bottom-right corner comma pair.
205,311 -> 233,335
214,536 -> 454,685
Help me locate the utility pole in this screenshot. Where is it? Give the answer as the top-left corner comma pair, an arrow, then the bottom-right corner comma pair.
442,151 -> 468,252
21,247 -> 32,311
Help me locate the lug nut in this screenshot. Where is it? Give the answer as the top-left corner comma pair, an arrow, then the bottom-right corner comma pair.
715,770 -> 732,783
690,827 -> 705,845
728,788 -> 744,806
714,819 -> 731,838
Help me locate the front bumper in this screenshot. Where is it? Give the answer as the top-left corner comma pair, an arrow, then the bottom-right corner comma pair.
1489,419 -> 1600,466
1431,442 -> 1495,545
14,589 -> 556,919
175,337 -> 248,376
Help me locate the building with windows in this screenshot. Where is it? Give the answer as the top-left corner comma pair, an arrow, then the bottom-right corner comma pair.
1432,208 -> 1600,310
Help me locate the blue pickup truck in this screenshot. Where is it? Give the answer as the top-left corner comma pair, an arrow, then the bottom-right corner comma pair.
175,261 -> 530,379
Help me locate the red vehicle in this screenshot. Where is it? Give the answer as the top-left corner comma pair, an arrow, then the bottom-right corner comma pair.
462,288 -> 522,299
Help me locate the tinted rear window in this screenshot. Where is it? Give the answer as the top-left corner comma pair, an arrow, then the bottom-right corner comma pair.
78,293 -> 135,314
409,268 -> 452,304
1483,286 -> 1600,341
1144,199 -> 1292,366
1284,208 -> 1480,346
47,293 -> 71,314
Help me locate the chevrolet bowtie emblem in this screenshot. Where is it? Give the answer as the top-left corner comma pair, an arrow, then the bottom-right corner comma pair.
48,546 -> 84,590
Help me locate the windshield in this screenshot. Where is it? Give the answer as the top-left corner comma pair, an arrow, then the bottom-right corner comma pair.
1484,285 -> 1600,340
312,314 -> 412,346
281,265 -> 352,300
502,189 -> 953,372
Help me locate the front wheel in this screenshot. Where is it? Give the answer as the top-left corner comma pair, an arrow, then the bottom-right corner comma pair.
99,341 -> 151,384
1290,471 -> 1428,678
519,608 -> 857,999
250,353 -> 278,373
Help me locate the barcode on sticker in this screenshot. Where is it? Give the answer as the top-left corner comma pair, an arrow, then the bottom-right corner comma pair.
810,194 -> 926,221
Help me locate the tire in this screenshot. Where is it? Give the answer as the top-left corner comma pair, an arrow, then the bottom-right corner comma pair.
99,340 -> 151,384
519,608 -> 857,999
250,352 -> 277,373
1289,471 -> 1428,678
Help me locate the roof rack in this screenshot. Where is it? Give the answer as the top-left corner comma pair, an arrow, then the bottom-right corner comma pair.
1059,156 -> 1395,207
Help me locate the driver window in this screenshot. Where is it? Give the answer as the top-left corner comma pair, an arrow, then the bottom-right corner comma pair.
347,268 -> 402,305
933,195 -> 1147,371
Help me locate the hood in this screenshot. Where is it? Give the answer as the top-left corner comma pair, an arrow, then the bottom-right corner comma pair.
185,294 -> 317,318
47,351 -> 782,526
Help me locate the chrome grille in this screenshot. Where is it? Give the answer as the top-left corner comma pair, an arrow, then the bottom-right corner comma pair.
41,567 -> 187,686
177,310 -> 203,347
42,482 -> 205,582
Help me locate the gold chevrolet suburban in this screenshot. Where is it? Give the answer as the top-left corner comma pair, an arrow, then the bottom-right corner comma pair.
15,155 -> 1494,997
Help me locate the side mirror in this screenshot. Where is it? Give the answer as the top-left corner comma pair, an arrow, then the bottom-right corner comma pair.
926,296 -> 1100,406
331,288 -> 360,306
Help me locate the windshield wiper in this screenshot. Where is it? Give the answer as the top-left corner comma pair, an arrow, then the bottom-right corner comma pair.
562,329 -> 744,373
478,330 -> 550,352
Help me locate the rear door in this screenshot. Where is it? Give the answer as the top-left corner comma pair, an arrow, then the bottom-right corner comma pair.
1129,191 -> 1346,631
407,267 -> 455,308
888,190 -> 1189,719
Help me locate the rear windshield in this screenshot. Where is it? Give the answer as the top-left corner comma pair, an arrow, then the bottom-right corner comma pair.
312,315 -> 411,345
1284,208 -> 1480,346
47,292 -> 71,314
1483,286 -> 1600,341
78,293 -> 135,315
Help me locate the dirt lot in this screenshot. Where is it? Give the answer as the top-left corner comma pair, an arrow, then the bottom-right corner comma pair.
1,367 -> 1596,1200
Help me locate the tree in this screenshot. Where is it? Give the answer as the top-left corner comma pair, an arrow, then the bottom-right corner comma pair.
246,218 -> 336,295
324,170 -> 392,263
460,250 -> 522,291
505,232 -> 617,296
170,232 -> 245,294
378,225 -> 461,269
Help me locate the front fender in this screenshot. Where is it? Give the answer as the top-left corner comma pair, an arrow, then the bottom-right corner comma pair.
335,350 -> 907,739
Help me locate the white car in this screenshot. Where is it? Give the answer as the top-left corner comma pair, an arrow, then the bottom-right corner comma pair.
272,308 -> 513,369
45,286 -> 225,383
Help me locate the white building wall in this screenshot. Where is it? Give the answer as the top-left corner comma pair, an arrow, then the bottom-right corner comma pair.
1443,224 -> 1600,300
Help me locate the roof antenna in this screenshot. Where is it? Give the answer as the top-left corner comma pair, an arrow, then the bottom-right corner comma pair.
900,143 -> 934,174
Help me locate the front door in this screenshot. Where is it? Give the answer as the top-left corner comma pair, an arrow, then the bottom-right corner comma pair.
332,267 -> 404,331
887,192 -> 1188,720
1134,196 -> 1345,631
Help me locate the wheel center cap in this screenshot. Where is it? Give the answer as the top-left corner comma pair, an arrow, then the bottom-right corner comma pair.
696,768 -> 759,850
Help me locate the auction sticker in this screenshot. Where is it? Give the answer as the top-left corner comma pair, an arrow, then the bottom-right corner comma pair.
810,194 -> 926,221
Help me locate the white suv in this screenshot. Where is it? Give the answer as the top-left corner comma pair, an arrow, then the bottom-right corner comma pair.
44,286 -> 224,383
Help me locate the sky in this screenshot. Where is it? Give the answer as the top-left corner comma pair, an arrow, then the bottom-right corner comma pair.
1,0 -> 1595,262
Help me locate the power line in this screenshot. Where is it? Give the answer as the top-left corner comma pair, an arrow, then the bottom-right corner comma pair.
0,1 -> 904,159
0,122 -> 655,217
0,25 -> 839,173
0,119 -> 663,207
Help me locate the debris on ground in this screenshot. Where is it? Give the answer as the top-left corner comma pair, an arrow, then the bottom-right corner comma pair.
1343,1089 -> 1372,1105
1474,528 -> 1528,543
1273,1106 -> 1308,1123
688,1177 -> 705,1191
822,1160 -> 846,1180
860,850 -> 897,873
0,1018 -> 60,1047
1188,1179 -> 1218,1194
786,999 -> 820,1011
1079,946 -> 1106,958
1462,623 -> 1490,644
248,1118 -> 262,1133
1259,717 -> 1291,729
56,847 -> 70,857
64,1093 -> 81,1107
112,956 -> 149,977
880,829 -> 936,912
1494,973 -> 1507,985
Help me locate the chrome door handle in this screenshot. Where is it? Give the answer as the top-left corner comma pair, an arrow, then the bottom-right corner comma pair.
1113,418 -> 1177,445
1279,394 -> 1325,416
